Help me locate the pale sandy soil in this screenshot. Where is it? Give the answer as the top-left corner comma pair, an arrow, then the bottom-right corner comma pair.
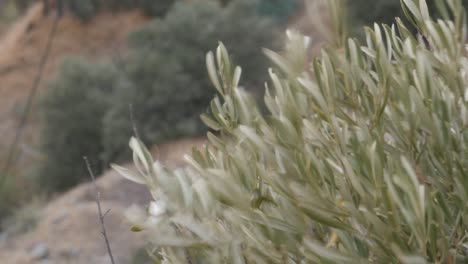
0,137 -> 206,264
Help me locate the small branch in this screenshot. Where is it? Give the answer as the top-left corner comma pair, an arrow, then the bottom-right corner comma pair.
84,157 -> 116,264
103,208 -> 111,218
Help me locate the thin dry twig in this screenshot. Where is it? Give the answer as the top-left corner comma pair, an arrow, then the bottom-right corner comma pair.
0,15 -> 60,188
84,157 -> 116,264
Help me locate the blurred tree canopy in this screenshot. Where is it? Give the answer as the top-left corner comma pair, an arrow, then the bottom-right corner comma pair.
257,0 -> 302,23
102,0 -> 281,163
37,0 -> 281,193
347,0 -> 468,35
37,57 -> 120,192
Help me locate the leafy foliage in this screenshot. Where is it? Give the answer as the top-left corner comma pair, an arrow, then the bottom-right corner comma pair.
65,0 -> 176,20
116,0 -> 468,262
130,247 -> 154,264
347,0 -> 403,27
1,197 -> 43,234
139,0 -> 175,16
102,0 -> 280,162
347,0 -> 468,35
0,177 -> 23,223
257,0 -> 302,23
66,0 -> 101,21
105,0 -> 139,11
218,0 -> 301,22
37,57 -> 119,192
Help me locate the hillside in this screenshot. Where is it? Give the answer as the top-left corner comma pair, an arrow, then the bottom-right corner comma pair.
0,3 -> 154,263
0,137 -> 206,264
0,2 -> 320,263
0,2 -> 148,172
0,3 -> 211,263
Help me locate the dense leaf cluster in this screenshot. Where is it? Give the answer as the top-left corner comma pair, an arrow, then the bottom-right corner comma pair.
116,0 -> 468,262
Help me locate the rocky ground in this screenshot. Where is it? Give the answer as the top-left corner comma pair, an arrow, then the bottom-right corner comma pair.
0,138 -> 206,264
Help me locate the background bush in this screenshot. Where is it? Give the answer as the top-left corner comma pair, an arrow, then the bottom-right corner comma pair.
101,0 -> 281,162
105,0 -> 138,11
37,57 -> 119,192
66,0 -> 101,21
1,197 -> 42,234
65,0 -> 177,20
257,0 -> 302,23
346,0 -> 468,35
346,0 -> 403,28
101,53 -> 206,163
36,0 -> 281,192
218,0 -> 301,22
138,0 -> 175,16
0,178 -> 23,223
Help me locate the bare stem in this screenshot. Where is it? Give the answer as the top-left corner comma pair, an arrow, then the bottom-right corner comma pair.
84,157 -> 115,264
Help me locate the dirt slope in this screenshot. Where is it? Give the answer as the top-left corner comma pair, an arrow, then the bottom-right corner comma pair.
0,137 -> 206,264
0,2 -> 148,170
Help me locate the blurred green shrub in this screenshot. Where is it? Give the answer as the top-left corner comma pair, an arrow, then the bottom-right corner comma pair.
0,178 -> 22,223
218,0 -> 301,22
37,57 -> 119,192
65,0 -> 176,20
0,0 -> 27,21
138,0 -> 175,16
257,0 -> 301,23
102,53 -> 207,163
66,0 -> 101,21
129,247 -> 154,264
347,0 -> 403,28
105,0 -> 138,10
36,0 -> 279,192
14,0 -> 34,12
103,0 -> 176,16
346,0 -> 468,35
1,197 -> 43,234
101,0 -> 280,162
